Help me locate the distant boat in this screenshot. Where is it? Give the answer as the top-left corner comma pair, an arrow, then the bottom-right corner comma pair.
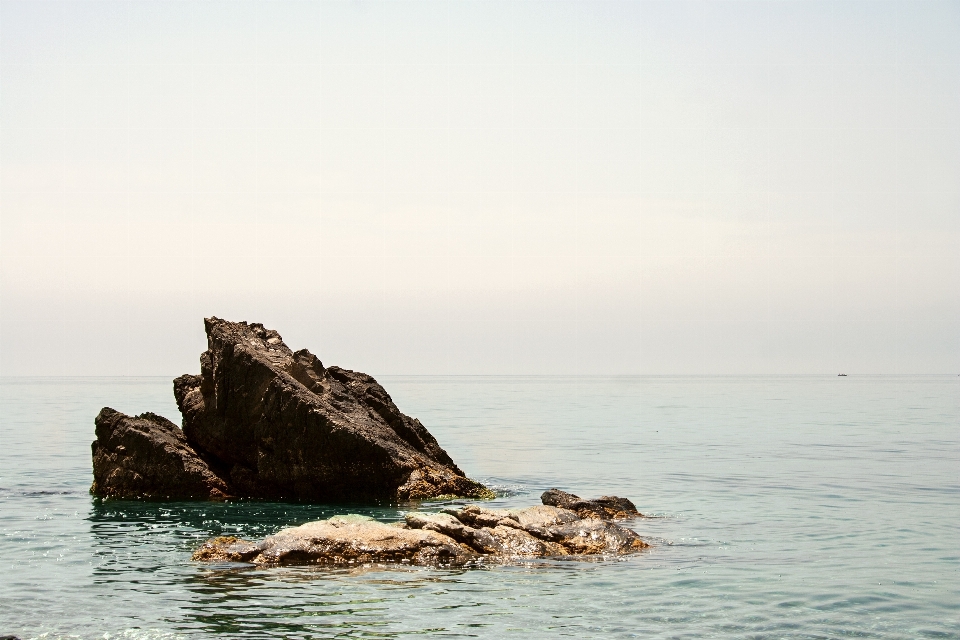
838,373 -> 847,377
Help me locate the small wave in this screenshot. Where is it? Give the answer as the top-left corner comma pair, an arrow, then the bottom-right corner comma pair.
482,481 -> 528,498
29,630 -> 188,640
0,487 -> 82,498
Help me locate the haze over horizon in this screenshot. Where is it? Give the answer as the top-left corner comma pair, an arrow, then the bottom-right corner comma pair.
1,0 -> 958,376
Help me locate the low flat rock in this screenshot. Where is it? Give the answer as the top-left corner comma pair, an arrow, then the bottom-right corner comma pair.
91,408 -> 228,499
193,515 -> 475,566
524,519 -> 649,555
437,504 -> 647,556
541,488 -> 642,519
194,502 -> 649,567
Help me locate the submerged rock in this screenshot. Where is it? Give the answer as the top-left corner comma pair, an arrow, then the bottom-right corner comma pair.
540,488 -> 642,519
91,317 -> 492,502
193,502 -> 649,566
91,408 -> 229,499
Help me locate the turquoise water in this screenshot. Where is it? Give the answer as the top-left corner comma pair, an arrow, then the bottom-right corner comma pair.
1,375 -> 957,639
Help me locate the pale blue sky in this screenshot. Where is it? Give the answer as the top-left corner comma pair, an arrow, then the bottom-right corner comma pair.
1,0 -> 958,375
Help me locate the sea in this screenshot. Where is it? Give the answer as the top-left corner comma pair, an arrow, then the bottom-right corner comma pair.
0,375 -> 957,639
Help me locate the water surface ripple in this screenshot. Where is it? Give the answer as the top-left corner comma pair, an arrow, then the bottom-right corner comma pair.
1,375 -> 957,638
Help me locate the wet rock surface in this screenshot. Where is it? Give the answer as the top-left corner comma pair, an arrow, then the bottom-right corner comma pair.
193,497 -> 649,566
540,488 -> 642,519
91,317 -> 492,501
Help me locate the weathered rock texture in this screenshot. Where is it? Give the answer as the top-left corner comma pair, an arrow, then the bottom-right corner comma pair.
193,502 -> 649,566
193,515 -> 476,566
91,408 -> 229,499
541,488 -> 642,519
172,318 -> 491,501
91,317 -> 492,502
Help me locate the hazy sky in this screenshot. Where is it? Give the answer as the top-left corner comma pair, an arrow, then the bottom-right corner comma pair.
1,0 -> 957,375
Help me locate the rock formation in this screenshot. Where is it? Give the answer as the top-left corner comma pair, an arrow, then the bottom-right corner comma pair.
193,515 -> 477,566
540,488 -> 642,519
91,317 -> 492,502
91,408 -> 229,499
193,498 -> 649,566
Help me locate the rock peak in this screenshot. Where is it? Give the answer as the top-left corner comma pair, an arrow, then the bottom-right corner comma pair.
92,318 -> 492,502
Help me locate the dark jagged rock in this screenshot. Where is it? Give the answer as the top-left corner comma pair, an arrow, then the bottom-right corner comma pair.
193,502 -> 649,566
90,318 -> 491,502
541,488 -> 642,519
169,317 -> 491,501
90,408 -> 229,499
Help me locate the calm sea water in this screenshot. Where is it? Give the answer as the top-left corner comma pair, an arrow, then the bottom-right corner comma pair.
0,375 -> 957,639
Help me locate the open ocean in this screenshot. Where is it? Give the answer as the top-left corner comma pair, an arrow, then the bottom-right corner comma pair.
0,375 -> 957,639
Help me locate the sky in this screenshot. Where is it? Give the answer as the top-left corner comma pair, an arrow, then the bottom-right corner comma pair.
0,0 -> 958,375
